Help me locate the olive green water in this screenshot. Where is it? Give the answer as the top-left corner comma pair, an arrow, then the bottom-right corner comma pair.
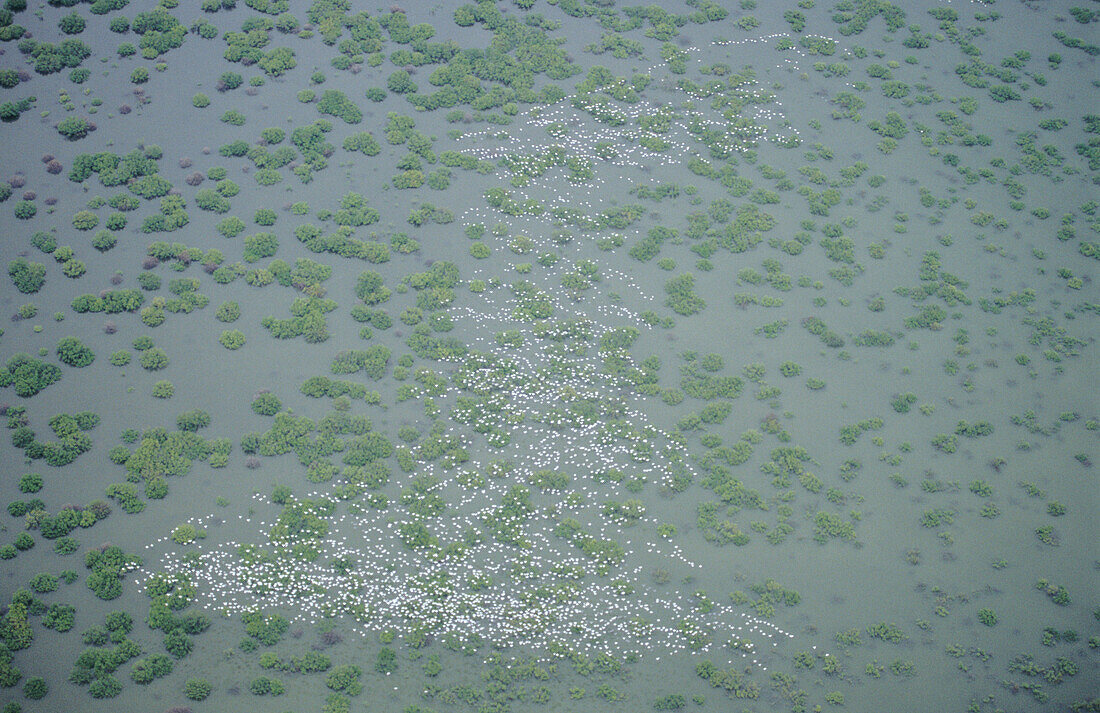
0,1 -> 1096,712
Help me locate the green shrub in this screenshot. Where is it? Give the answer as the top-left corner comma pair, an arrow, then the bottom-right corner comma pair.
393,170 -> 424,189
779,361 -> 802,377
106,445 -> 131,465
163,628 -> 192,659
215,301 -> 240,322
215,179 -> 239,197
22,677 -> 47,700
0,69 -> 19,89
17,473 -> 42,493
59,11 -> 86,34
251,393 -> 281,415
254,168 -> 282,186
316,90 -> 361,124
1,354 -> 62,396
61,259 -> 86,279
324,665 -> 361,696
139,348 -> 168,370
387,69 -> 416,94
218,71 -> 242,90
665,273 -> 705,315
92,231 -> 117,252
105,610 -> 132,635
184,678 -> 212,701
221,109 -> 245,126
8,258 -> 45,293
56,336 -> 95,367
216,216 -> 245,237
654,693 -> 686,710
195,189 -> 230,213
176,409 -> 211,432
72,210 -> 99,230
29,572 -> 58,593
88,674 -> 123,698
130,654 -> 173,684
171,524 -> 197,544
30,232 -> 56,253
375,647 -> 397,674
343,132 -> 381,156
243,233 -> 278,262
248,676 -> 284,695
57,116 -> 91,140
219,330 -> 245,350
42,601 -> 75,630
84,545 -> 139,600
13,201 -> 36,219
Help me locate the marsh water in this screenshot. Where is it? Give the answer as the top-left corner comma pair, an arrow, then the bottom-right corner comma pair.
0,1 -> 1096,712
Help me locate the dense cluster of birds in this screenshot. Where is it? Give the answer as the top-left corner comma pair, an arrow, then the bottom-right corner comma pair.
142,489 -> 792,666
136,31 -> 821,669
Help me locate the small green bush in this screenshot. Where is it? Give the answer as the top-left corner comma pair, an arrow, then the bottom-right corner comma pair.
92,231 -> 118,252
215,301 -> 240,322
13,201 -> 36,220
23,676 -> 47,700
57,116 -> 91,141
219,330 -> 245,350
8,259 -> 46,293
243,233 -> 278,262
29,572 -> 58,593
18,473 -> 42,493
184,678 -> 212,701
251,392 -> 281,415
139,348 -> 168,370
221,109 -> 246,126
56,336 -> 95,367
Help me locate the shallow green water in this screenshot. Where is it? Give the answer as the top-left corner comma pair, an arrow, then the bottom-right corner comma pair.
0,1 -> 1096,712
